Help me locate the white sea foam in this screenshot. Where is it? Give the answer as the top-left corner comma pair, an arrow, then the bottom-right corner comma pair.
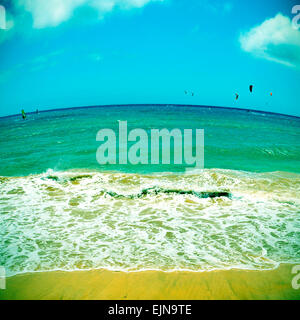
0,169 -> 300,277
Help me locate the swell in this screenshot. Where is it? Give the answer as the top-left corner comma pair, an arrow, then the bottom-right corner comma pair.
45,174 -> 231,199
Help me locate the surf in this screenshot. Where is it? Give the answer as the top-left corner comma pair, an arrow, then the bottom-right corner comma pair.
1,168 -> 299,277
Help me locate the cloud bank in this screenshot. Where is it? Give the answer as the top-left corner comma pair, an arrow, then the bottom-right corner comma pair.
17,0 -> 165,28
240,13 -> 300,68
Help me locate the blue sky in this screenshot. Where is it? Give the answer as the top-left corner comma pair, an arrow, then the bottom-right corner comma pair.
0,0 -> 300,117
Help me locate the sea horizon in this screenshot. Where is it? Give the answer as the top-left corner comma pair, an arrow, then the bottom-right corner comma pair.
1,103 -> 300,120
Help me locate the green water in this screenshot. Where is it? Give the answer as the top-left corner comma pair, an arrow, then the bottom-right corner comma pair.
0,105 -> 300,176
1,105 -> 300,276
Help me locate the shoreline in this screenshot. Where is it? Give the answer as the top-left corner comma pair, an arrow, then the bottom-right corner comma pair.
2,167 -> 300,178
1,264 -> 299,300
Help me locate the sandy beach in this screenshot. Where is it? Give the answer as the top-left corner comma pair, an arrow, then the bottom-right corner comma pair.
1,0 -> 300,304
1,264 -> 299,300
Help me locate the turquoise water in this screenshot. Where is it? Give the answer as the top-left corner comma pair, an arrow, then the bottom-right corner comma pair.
1,105 -> 300,276
0,105 -> 300,176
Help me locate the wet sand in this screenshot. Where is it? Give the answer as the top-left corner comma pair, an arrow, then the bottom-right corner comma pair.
0,264 -> 299,300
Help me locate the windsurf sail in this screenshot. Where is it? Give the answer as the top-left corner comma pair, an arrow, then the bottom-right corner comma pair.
21,109 -> 26,119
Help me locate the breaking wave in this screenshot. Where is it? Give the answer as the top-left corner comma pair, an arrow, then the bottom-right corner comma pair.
1,168 -> 300,276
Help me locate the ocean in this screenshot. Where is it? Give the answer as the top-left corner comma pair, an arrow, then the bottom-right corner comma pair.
1,105 -> 300,276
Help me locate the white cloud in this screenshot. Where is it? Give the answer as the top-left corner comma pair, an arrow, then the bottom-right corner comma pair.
239,13 -> 300,68
17,0 -> 165,28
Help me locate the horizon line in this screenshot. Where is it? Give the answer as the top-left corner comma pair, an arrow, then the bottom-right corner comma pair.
1,104 -> 299,120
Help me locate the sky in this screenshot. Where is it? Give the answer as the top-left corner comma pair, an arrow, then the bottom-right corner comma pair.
0,0 -> 300,117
